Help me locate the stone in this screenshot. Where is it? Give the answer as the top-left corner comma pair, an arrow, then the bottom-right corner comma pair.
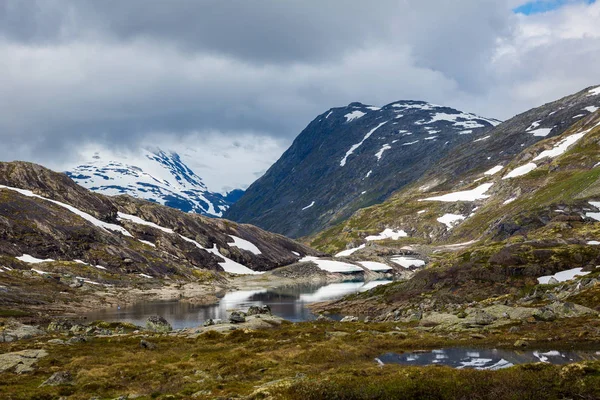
229,311 -> 246,324
472,310 -> 496,326
340,316 -> 359,323
47,339 -> 67,345
363,316 -> 371,323
470,333 -> 486,339
40,371 -> 73,387
514,339 -> 529,347
547,277 -> 559,285
203,319 -> 215,327
47,320 -> 73,332
68,336 -> 88,344
533,308 -> 557,322
146,315 -> 173,333
247,305 -> 272,316
408,311 -> 423,322
139,340 -> 156,350
316,314 -> 333,322
0,349 -> 48,374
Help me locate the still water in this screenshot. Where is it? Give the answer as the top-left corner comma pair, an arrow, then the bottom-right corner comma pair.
377,348 -> 600,370
85,280 -> 392,329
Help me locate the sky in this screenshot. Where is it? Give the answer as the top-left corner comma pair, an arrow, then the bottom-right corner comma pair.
0,0 -> 599,193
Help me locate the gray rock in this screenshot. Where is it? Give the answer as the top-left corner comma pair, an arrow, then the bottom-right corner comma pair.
47,339 -> 67,345
247,305 -> 272,316
547,277 -> 559,285
229,311 -> 246,324
0,349 -> 48,374
146,315 -> 173,333
316,314 -> 333,322
139,340 -> 156,350
340,316 -> 359,323
68,336 -> 88,344
533,307 -> 557,322
47,320 -> 73,332
40,371 -> 73,387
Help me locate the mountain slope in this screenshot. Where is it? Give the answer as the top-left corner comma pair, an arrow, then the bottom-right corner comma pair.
310,85 -> 600,255
225,101 -> 500,238
66,149 -> 240,217
0,161 -> 318,281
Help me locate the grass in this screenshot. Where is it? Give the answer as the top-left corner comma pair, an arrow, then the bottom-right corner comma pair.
2,318 -> 600,399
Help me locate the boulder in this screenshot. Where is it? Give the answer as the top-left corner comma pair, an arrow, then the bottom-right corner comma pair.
514,339 -> 529,347
340,316 -> 359,323
229,311 -> 246,324
47,320 -> 73,332
139,340 -> 156,350
146,315 -> 173,333
533,307 -> 557,322
0,349 -> 48,374
247,305 -> 272,316
316,314 -> 333,322
40,371 -> 73,387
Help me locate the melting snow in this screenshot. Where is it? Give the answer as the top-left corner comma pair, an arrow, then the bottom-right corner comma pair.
587,201 -> 600,221
437,214 -> 465,229
526,120 -> 541,131
229,235 -> 261,255
588,86 -> 600,96
533,130 -> 589,161
139,240 -> 156,248
325,111 -> 333,119
402,140 -> 419,146
292,251 -> 300,256
302,201 -> 315,211
421,183 -> 493,202
17,254 -> 54,264
118,212 -> 173,234
584,106 -> 599,113
358,261 -> 393,271
538,268 -> 590,284
0,185 -> 133,237
335,244 -> 366,258
366,229 -> 408,241
503,197 -> 518,205
375,144 -> 392,161
390,256 -> 426,269
484,165 -> 503,176
31,269 -> 49,275
340,122 -> 388,167
573,114 -> 585,119
138,273 -> 153,279
474,135 -> 490,142
366,106 -> 381,111
299,256 -> 363,273
344,110 -> 366,122
502,163 -> 537,179
530,128 -> 553,137
587,241 -> 600,245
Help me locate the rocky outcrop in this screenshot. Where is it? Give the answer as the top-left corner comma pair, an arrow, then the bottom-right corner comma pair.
0,349 -> 48,374
146,315 -> 173,333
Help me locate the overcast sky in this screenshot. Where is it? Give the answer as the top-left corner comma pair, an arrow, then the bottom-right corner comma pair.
1,0 -> 599,192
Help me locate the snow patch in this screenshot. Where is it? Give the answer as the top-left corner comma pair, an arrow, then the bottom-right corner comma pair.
299,256 -> 363,273
530,128 -> 553,137
340,122 -> 388,167
533,130 -> 590,161
17,254 -> 55,264
229,235 -> 261,255
484,165 -> 503,176
302,201 -> 315,211
375,144 -> 392,161
390,256 -> 426,269
588,86 -> 600,96
421,183 -> 493,202
474,135 -> 490,142
358,261 -> 393,271
538,268 -> 590,284
584,106 -> 599,113
366,228 -> 408,241
502,163 -> 537,179
344,110 -> 366,122
335,244 -> 366,258
437,214 -> 465,229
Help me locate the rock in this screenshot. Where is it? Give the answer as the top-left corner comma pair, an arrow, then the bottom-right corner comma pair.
472,310 -> 496,326
547,277 -> 559,285
408,311 -> 423,322
533,307 -> 557,322
363,316 -> 371,323
456,311 -> 467,319
47,320 -> 73,332
40,371 -> 73,387
508,326 -> 520,333
229,311 -> 246,324
139,340 -> 156,350
0,349 -> 48,374
316,314 -> 333,322
326,331 -> 350,338
247,305 -> 272,316
470,334 -> 486,339
146,315 -> 173,333
68,336 -> 88,344
47,339 -> 67,345
340,316 -> 359,323
0,323 -> 45,342
514,339 -> 529,347
203,319 -> 215,327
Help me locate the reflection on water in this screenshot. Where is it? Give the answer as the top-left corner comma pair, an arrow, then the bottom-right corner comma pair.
84,280 -> 392,329
377,348 -> 600,370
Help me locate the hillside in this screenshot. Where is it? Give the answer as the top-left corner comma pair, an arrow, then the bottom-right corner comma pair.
225,101 -> 500,238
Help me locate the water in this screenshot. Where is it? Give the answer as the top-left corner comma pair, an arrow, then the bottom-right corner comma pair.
377,348 -> 600,370
84,280 -> 393,329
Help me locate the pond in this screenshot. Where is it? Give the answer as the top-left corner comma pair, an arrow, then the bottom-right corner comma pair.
376,348 -> 600,370
84,279 -> 392,329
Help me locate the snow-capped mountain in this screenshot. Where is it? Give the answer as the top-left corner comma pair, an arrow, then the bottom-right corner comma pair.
66,149 -> 242,217
225,100 -> 501,237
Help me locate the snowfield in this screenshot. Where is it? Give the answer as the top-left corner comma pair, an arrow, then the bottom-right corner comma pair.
344,110 -> 366,122
437,214 -> 466,229
421,183 -> 493,202
366,228 -> 408,241
502,163 -> 537,179
300,256 -> 363,273
538,268 -> 590,284
229,235 -> 261,255
340,121 -> 388,167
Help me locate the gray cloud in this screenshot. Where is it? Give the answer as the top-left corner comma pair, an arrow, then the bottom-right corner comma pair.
0,0 -> 598,186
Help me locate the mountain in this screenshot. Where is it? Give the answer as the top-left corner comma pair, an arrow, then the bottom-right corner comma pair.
311,85 -> 600,254
66,149 -> 241,217
308,85 -> 600,321
225,101 -> 501,238
0,161 -> 319,282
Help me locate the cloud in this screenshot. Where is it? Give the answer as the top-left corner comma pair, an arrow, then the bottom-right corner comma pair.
0,0 -> 598,189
